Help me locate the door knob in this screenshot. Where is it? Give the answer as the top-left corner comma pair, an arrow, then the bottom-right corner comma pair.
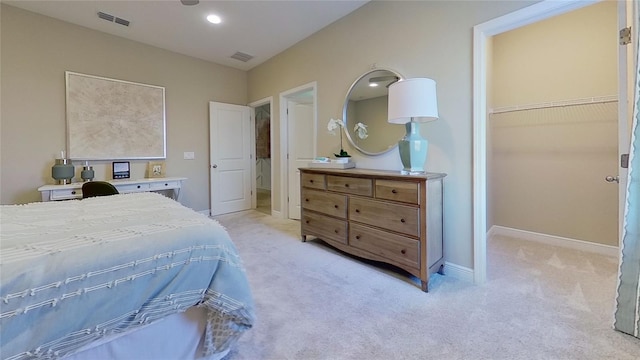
605,175 -> 619,183
212,164 -> 218,169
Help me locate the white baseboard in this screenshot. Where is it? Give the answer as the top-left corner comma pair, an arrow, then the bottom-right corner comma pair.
197,209 -> 211,216
443,261 -> 474,283
489,225 -> 619,257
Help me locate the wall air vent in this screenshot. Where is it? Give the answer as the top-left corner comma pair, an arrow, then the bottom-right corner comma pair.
230,52 -> 254,62
97,11 -> 130,27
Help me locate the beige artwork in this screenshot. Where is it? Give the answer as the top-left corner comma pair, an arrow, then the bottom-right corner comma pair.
66,72 -> 166,160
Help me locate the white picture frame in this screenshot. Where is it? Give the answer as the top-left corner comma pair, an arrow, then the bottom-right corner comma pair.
65,71 -> 166,160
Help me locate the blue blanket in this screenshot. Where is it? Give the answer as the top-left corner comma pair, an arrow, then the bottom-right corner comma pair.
0,192 -> 255,359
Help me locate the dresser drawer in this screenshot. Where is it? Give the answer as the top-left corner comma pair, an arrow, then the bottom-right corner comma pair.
350,223 -> 420,269
327,175 -> 372,196
301,172 -> 326,190
302,211 -> 348,245
301,189 -> 347,218
116,183 -> 151,193
376,180 -> 419,204
149,180 -> 181,191
50,188 -> 82,200
349,197 -> 419,237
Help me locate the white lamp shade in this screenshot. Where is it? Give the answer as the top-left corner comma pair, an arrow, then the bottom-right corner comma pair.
388,78 -> 439,124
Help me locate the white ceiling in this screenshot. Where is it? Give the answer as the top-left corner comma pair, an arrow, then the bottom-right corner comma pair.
4,0 -> 369,71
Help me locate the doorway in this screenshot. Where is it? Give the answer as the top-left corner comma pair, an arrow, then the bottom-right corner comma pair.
473,0 -> 631,284
279,82 -> 317,220
250,97 -> 274,216
254,103 -> 272,215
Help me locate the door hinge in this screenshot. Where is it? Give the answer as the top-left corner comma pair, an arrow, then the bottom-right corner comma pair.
620,27 -> 631,45
621,154 -> 629,169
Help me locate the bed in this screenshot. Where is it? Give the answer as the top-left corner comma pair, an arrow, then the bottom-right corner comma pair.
0,192 -> 255,360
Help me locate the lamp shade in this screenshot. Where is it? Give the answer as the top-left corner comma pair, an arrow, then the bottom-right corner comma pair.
388,78 -> 439,124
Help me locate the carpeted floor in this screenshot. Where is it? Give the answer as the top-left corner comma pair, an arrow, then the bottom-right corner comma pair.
256,189 -> 271,215
214,210 -> 640,360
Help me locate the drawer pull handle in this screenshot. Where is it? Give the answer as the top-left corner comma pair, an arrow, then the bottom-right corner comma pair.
400,218 -> 406,223
334,229 -> 339,234
355,209 -> 360,213
401,249 -> 406,255
334,205 -> 338,209
345,184 -> 350,188
71,191 -> 76,195
164,183 -> 168,186
137,185 -> 141,189
309,180 -> 314,183
305,198 -> 309,202
392,189 -> 397,194
355,235 -> 361,240
305,220 -> 310,224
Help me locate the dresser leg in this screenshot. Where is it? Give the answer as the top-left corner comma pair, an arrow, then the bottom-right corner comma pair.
421,280 -> 429,292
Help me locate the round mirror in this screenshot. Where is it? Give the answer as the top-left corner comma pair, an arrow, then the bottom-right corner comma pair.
342,68 -> 404,156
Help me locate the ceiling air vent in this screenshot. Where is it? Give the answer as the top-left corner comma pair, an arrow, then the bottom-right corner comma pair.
97,11 -> 130,27
230,52 -> 254,62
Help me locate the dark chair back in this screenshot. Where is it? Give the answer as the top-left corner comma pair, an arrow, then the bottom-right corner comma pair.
82,181 -> 119,199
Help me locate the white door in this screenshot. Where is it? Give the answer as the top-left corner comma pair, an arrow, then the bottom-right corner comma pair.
616,0 -> 636,243
287,100 -> 315,219
209,101 -> 252,216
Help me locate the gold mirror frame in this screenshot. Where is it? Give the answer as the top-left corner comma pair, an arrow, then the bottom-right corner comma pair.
342,68 -> 404,156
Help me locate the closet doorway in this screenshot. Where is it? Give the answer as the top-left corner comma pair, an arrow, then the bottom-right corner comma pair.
250,98 -> 273,215
473,0 -> 631,284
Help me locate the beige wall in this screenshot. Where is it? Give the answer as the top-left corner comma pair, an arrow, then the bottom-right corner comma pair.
0,4 -> 247,211
489,1 -> 619,245
247,0 -> 535,269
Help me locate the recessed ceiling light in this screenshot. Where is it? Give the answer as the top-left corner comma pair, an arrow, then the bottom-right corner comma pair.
206,14 -> 222,24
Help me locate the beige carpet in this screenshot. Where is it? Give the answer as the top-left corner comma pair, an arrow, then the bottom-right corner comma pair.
256,189 -> 271,215
214,210 -> 640,360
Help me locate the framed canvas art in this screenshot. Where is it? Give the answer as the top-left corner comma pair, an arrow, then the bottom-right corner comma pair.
66,71 -> 166,160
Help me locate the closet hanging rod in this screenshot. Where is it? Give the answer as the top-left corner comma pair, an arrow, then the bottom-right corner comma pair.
491,95 -> 618,114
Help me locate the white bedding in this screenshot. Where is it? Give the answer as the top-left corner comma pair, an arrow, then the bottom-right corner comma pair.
0,192 -> 255,359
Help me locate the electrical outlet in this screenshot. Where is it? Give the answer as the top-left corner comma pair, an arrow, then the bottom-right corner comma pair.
183,152 -> 195,160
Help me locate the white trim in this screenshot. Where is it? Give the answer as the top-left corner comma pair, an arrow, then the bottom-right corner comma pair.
489,225 -> 619,258
473,0 -> 601,285
279,82 -> 318,220
197,209 -> 211,216
443,262 -> 474,284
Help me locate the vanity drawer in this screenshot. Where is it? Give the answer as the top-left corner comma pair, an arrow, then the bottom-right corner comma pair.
50,188 -> 82,200
116,183 -> 151,193
349,197 -> 419,237
149,180 -> 181,190
301,188 -> 347,218
327,175 -> 372,197
301,172 -> 326,190
350,223 -> 420,269
302,211 -> 348,245
375,180 -> 419,204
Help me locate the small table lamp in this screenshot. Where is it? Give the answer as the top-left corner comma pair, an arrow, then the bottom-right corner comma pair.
388,78 -> 439,174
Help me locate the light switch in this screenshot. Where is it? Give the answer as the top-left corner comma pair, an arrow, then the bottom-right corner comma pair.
184,152 -> 195,160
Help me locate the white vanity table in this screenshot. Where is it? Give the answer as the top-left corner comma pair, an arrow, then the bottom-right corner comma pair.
38,177 -> 187,202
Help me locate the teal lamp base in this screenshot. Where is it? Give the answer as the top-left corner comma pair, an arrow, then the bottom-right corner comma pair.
398,121 -> 428,174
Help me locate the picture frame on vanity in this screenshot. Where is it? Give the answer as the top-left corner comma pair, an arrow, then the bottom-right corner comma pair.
147,161 -> 166,178
112,161 -> 131,179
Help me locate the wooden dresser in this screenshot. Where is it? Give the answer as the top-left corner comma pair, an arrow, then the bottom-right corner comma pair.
300,168 -> 446,292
